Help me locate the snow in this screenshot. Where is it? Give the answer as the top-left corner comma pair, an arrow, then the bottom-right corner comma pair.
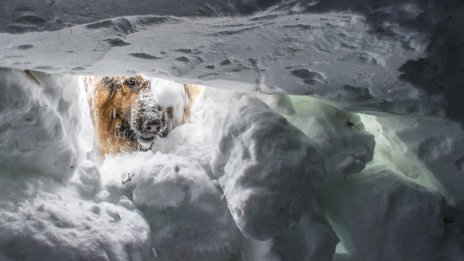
360,114 -> 464,204
100,152 -> 241,261
0,7 -> 440,118
1,0 -> 464,260
280,95 -> 375,178
0,176 -> 152,261
211,96 -> 326,240
0,69 -> 80,180
318,163 -> 463,261
0,66 -> 464,260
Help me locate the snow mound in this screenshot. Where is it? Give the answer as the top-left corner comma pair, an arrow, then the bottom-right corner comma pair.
211,96 -> 326,240
284,96 -> 375,178
271,203 -> 339,261
360,114 -> 464,204
101,152 -> 241,261
71,160 -> 102,197
318,163 -> 462,261
0,176 -> 151,261
0,69 -> 80,180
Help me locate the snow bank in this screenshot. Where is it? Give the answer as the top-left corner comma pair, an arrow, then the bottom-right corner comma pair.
0,68 -> 80,180
361,114 -> 464,204
0,172 -> 152,261
211,96 -> 326,240
100,152 -> 241,261
318,163 -> 462,261
278,96 -> 375,178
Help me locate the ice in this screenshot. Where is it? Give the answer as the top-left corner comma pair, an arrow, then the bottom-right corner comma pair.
211,96 -> 326,240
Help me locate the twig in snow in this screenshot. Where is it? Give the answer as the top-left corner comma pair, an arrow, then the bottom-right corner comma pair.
122,172 -> 135,185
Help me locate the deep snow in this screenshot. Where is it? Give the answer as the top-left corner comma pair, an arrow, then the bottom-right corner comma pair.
0,69 -> 463,260
1,0 -> 464,260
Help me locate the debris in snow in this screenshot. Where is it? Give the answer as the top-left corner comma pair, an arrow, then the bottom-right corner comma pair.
122,172 -> 135,185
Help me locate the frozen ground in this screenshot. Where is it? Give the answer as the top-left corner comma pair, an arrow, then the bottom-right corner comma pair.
1,0 -> 464,260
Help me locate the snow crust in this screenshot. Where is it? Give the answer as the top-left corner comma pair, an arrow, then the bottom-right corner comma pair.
281,95 -> 375,178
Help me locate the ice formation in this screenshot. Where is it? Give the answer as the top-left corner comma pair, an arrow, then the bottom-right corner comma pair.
1,0 -> 464,260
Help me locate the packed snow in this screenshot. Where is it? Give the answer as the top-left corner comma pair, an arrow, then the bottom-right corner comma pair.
2,0 -> 464,260
0,68 -> 463,260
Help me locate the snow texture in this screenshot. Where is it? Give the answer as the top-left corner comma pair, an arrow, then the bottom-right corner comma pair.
361,114 -> 464,204
318,163 -> 464,261
0,175 -> 152,261
2,0 -> 464,259
211,96 -> 326,240
100,152 -> 241,261
0,68 -> 463,260
0,69 -> 80,180
3,1 -> 464,121
282,96 -> 375,178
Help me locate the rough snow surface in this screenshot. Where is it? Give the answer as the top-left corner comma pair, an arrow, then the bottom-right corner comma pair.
0,175 -> 152,261
0,69 -> 80,179
281,95 -> 375,178
318,163 -> 463,261
361,114 -> 464,204
0,68 -> 464,260
100,152 -> 241,261
211,96 -> 326,240
0,6 -> 450,118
